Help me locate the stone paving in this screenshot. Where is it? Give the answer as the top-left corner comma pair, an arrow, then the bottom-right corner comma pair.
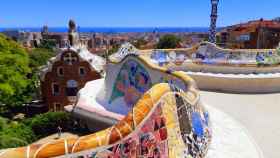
201,91 -> 280,158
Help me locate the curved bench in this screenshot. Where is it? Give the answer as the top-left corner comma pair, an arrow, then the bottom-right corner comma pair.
137,42 -> 280,93
0,55 -> 211,158
141,42 -> 280,74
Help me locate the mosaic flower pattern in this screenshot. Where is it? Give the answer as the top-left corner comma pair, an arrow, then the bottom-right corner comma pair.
109,60 -> 152,108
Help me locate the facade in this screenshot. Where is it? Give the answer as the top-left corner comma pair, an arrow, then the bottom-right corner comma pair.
40,48 -> 104,111
218,19 -> 280,49
40,20 -> 105,111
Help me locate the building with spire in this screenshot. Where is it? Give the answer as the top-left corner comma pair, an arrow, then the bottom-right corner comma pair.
40,20 -> 105,111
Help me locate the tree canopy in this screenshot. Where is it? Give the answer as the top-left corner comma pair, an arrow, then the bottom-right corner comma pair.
0,34 -> 31,112
0,112 -> 78,149
38,39 -> 56,50
29,48 -> 55,69
156,34 -> 181,49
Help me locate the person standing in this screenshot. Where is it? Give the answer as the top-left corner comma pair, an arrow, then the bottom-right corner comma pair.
57,126 -> 62,139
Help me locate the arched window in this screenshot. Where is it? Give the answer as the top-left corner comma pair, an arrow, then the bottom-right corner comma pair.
66,80 -> 78,96
79,67 -> 86,76
57,67 -> 64,77
52,83 -> 60,96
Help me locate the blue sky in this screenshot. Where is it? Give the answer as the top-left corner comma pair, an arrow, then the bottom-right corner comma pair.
0,0 -> 279,27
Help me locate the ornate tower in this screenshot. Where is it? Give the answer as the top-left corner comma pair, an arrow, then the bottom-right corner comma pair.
68,19 -> 79,47
209,0 -> 219,43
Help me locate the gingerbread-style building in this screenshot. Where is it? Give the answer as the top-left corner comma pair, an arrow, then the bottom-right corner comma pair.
40,20 -> 105,111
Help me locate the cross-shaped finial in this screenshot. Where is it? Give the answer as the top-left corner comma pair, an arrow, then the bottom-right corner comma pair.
64,53 -> 77,65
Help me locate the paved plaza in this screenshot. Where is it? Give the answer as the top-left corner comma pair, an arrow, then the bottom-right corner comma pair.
201,91 -> 280,158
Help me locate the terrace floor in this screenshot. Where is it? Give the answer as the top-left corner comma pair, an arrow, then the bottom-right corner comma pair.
201,91 -> 280,158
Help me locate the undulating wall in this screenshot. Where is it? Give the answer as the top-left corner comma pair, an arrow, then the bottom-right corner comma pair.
139,42 -> 280,93
0,55 -> 211,158
142,42 -> 280,74
65,84 -> 210,158
96,55 -> 194,115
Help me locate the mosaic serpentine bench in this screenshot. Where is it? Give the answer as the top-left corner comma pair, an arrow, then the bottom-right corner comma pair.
127,42 -> 280,93
140,42 -> 280,74
0,54 -> 211,158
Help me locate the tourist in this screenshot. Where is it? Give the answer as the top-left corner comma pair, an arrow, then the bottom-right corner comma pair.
57,126 -> 62,139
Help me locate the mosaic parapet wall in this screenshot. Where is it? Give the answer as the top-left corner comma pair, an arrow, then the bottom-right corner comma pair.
107,43 -> 280,94
100,53 -> 198,115
140,42 -> 280,74
0,55 -> 211,158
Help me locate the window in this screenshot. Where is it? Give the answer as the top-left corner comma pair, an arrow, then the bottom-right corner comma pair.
236,34 -> 250,41
79,67 -> 86,76
66,80 -> 78,96
57,67 -> 64,76
52,83 -> 60,96
53,103 -> 61,112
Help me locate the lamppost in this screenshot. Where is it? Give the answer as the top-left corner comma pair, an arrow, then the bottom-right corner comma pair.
209,0 -> 219,43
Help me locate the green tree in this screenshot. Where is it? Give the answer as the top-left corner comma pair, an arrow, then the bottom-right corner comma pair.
23,112 -> 72,138
0,34 -> 32,114
156,34 -> 181,49
38,39 -> 56,50
0,117 -> 7,131
29,48 -> 55,69
28,48 -> 55,100
0,117 -> 36,149
0,112 -> 76,149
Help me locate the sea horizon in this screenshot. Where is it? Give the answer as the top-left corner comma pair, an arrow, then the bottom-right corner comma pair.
0,27 -> 216,33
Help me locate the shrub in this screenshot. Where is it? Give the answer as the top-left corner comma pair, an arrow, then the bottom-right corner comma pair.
0,135 -> 28,148
24,112 -> 72,138
0,112 -> 74,149
2,122 -> 36,143
156,34 -> 181,49
0,119 -> 36,149
0,117 -> 7,131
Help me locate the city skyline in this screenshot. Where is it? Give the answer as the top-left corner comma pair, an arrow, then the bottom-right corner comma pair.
0,0 -> 279,27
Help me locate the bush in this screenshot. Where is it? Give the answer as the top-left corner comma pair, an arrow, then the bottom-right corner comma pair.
0,117 -> 36,149
156,34 -> 181,49
24,112 -> 72,138
0,33 -> 32,113
0,135 -> 28,148
28,48 -> 55,69
1,122 -> 35,143
0,112 -> 76,149
0,117 -> 7,131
